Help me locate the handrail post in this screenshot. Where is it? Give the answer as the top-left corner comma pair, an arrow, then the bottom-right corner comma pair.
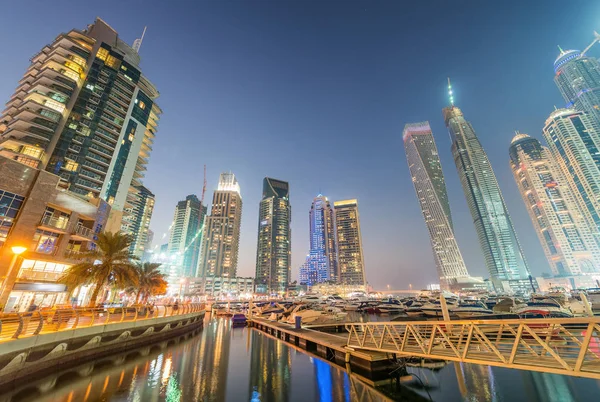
33,311 -> 44,335
120,306 -> 126,323
89,308 -> 96,327
105,307 -> 110,324
133,306 -> 139,321
73,308 -> 80,329
12,313 -> 23,339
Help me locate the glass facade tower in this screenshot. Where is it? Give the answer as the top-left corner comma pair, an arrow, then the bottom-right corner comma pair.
199,172 -> 243,278
510,132 -> 600,275
167,194 -> 206,280
299,195 -> 337,286
255,178 -> 291,295
443,105 -> 530,291
334,199 -> 366,287
122,185 -> 155,259
403,122 -> 470,289
0,18 -> 161,233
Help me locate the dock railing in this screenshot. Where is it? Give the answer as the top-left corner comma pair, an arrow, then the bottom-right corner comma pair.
0,303 -> 205,341
345,317 -> 600,379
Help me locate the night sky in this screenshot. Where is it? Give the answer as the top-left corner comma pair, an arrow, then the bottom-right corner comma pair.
2,1 -> 600,290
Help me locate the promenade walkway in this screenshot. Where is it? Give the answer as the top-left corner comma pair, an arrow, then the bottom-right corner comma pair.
0,303 -> 205,341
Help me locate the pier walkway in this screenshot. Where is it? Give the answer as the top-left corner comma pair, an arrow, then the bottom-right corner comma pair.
345,317 -> 600,379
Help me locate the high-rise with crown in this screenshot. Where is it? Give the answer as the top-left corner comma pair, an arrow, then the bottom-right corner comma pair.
334,199 -> 366,287
542,108 -> 600,243
403,122 -> 471,289
299,195 -> 337,286
198,173 -> 243,278
510,132 -> 600,275
255,178 -> 291,294
167,195 -> 206,279
553,33 -> 600,124
0,18 -> 161,234
444,81 -> 530,292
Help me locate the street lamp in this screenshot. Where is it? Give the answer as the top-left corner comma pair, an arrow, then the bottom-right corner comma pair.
0,246 -> 27,309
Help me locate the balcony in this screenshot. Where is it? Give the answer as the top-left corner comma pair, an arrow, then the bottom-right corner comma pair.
39,215 -> 69,233
64,249 -> 91,261
18,269 -> 62,282
71,224 -> 95,241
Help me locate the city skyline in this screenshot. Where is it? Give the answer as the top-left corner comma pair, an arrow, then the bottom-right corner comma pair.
2,1 -> 600,289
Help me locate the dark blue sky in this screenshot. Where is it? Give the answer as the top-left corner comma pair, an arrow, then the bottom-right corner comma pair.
2,1 -> 600,289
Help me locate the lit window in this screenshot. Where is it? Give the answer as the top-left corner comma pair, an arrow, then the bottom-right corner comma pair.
106,55 -> 120,69
64,160 -> 79,172
64,61 -> 83,75
68,122 -> 77,129
61,69 -> 80,83
44,99 -> 66,113
138,101 -> 146,110
96,48 -> 109,62
21,146 -> 42,158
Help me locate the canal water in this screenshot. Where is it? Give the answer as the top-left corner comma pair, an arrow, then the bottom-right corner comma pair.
2,316 -> 600,401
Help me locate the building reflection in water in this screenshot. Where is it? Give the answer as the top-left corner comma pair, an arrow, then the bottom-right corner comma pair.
456,362 -> 501,401
313,357 -> 351,402
248,330 -> 292,401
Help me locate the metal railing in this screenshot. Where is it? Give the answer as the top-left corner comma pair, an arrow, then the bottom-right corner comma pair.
39,215 -> 69,230
73,224 -> 94,239
346,318 -> 600,379
0,303 -> 205,341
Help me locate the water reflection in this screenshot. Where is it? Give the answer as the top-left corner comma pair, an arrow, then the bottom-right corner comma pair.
3,315 -> 598,402
2,317 -> 385,402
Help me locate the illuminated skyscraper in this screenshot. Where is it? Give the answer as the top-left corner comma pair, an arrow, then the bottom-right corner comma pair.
542,108 -> 600,243
334,199 -> 366,286
553,33 -> 600,124
403,122 -> 470,289
198,172 -> 243,278
122,185 -> 155,259
444,82 -> 530,292
510,132 -> 600,275
255,178 -> 291,294
167,194 -> 206,279
0,18 -> 161,232
299,195 -> 337,286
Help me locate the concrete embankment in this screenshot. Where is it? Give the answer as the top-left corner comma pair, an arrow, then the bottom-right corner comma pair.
0,310 -> 205,388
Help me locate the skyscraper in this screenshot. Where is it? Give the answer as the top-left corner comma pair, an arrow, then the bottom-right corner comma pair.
198,172 -> 243,278
255,178 -> 291,295
334,199 -> 366,287
542,108 -> 600,243
444,83 -> 530,292
553,33 -> 600,124
510,132 -> 600,275
123,185 -> 155,259
403,122 -> 470,289
298,195 -> 337,286
167,195 -> 206,279
0,18 -> 161,233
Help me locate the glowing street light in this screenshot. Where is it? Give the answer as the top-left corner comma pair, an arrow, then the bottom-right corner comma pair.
0,246 -> 27,310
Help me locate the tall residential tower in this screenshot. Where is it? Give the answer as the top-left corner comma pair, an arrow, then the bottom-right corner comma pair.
167,195 -> 206,279
403,122 -> 471,289
542,109 -> 600,243
255,178 -> 291,294
334,199 -> 366,287
198,172 -> 243,278
510,132 -> 600,275
299,195 -> 337,286
444,83 -> 530,292
0,18 -> 161,233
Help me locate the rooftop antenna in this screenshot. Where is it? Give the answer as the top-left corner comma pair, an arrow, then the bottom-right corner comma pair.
581,31 -> 600,57
132,26 -> 147,53
557,45 -> 565,54
447,77 -> 454,106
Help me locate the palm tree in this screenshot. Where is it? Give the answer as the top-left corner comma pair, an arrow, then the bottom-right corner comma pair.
60,231 -> 139,307
134,262 -> 168,303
